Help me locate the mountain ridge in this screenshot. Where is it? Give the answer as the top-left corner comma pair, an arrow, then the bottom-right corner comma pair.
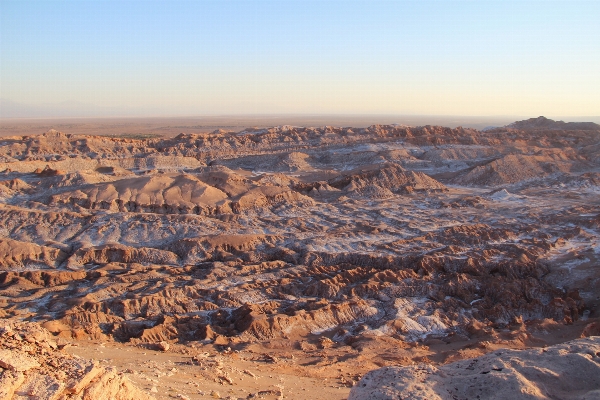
507,116 -> 600,130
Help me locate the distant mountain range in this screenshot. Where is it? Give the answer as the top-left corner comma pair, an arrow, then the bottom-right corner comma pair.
507,116 -> 600,130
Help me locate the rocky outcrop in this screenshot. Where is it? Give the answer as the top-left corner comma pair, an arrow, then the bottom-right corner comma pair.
168,234 -> 282,264
454,154 -> 574,186
232,186 -> 314,212
50,174 -> 230,214
67,243 -> 180,267
0,239 -> 68,270
0,179 -> 31,191
0,321 -> 154,400
194,166 -> 252,197
230,299 -> 382,340
215,151 -> 314,172
349,337 -> 600,400
507,116 -> 600,131
329,163 -> 447,193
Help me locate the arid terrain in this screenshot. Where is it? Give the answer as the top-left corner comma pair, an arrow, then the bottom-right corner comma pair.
1,116 -> 600,399
0,115 -> 528,139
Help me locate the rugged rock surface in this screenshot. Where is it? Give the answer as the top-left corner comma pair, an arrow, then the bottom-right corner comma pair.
349,337 -> 600,400
50,174 -> 230,214
0,120 -> 599,398
454,153 -> 579,186
327,162 -> 447,193
0,321 -> 153,400
507,116 -> 600,131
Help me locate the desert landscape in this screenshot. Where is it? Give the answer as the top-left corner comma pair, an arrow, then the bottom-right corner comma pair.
0,116 -> 599,399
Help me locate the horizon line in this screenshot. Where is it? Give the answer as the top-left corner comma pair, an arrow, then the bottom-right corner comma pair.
3,113 -> 600,121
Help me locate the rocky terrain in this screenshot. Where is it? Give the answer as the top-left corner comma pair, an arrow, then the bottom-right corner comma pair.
0,117 -> 599,398
506,116 -> 600,131
0,320 -> 151,399
349,336 -> 600,399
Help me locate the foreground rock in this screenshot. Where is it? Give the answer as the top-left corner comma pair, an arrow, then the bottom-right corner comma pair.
0,321 -> 154,400
349,337 -> 600,400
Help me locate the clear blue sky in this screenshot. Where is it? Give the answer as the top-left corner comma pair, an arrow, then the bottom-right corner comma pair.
1,0 -> 599,117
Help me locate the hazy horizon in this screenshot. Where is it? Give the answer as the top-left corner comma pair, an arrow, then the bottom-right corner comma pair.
2,1 -> 599,119
3,114 -> 600,140
2,98 -> 600,123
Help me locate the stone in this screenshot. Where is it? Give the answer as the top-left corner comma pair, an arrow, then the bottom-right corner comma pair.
349,337 -> 600,400
0,349 -> 40,372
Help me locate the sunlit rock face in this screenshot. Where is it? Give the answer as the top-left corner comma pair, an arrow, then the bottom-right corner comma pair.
349,337 -> 600,400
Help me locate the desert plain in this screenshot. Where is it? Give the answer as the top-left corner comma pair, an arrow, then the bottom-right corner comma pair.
0,116 -> 600,399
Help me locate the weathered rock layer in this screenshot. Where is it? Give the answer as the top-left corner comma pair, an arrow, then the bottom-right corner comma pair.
349,337 -> 600,400
0,321 -> 153,400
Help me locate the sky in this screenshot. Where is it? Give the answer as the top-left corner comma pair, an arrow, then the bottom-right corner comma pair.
1,0 -> 599,118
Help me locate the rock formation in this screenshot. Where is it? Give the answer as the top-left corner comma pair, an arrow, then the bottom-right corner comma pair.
349,337 -> 600,400
0,119 -> 599,397
507,116 -> 600,131
0,321 -> 153,400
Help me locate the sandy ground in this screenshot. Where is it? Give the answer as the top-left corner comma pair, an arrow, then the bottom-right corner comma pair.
66,340 -> 353,399
63,316 -> 598,400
